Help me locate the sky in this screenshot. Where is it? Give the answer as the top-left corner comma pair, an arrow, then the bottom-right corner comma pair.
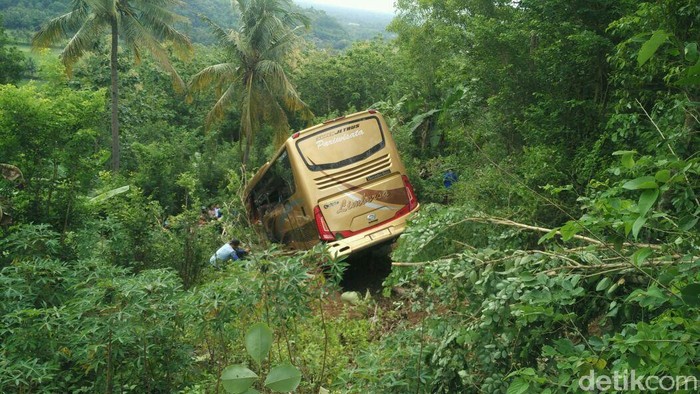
303,0 -> 396,14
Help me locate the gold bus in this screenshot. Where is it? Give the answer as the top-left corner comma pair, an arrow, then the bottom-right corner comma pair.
244,110 -> 419,257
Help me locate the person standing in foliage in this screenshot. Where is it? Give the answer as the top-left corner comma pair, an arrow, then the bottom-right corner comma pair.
209,239 -> 249,269
443,169 -> 458,188
442,169 -> 458,204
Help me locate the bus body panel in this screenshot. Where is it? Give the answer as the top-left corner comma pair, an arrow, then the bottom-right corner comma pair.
260,197 -> 317,249
317,173 -> 409,233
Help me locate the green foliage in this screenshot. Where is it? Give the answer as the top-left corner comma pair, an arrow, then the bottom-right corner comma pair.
220,323 -> 301,393
0,227 -> 357,393
0,0 -> 67,32
0,224 -> 61,264
188,0 -> 312,165
31,0 -> 193,171
344,199 -> 698,392
245,322 -> 273,366
0,79 -> 106,231
3,1 -> 700,394
294,39 -> 399,116
1,0 -> 388,48
0,257 -> 192,393
0,14 -> 25,83
572,150 -> 699,245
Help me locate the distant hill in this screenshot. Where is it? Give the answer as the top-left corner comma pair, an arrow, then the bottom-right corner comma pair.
0,0 -> 392,49
297,0 -> 394,43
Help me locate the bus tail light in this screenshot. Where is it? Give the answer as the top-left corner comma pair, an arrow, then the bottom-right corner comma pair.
402,175 -> 418,211
314,206 -> 335,241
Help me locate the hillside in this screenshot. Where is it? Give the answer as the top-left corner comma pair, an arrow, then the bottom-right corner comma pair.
297,0 -> 394,42
0,0 -> 390,48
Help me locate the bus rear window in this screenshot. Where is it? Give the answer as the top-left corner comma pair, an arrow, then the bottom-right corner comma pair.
295,115 -> 385,171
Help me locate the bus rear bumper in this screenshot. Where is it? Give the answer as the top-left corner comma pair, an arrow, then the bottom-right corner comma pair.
326,204 -> 419,258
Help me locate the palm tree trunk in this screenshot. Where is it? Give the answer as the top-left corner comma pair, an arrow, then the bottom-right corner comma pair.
243,138 -> 251,168
110,19 -> 120,172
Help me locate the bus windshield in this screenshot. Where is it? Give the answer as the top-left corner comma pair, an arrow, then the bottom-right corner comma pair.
294,115 -> 385,171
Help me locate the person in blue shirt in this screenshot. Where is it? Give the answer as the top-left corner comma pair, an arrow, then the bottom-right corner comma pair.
209,239 -> 249,268
443,169 -> 458,188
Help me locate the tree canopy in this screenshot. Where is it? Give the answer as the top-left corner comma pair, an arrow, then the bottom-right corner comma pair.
188,0 -> 312,165
32,0 -> 193,171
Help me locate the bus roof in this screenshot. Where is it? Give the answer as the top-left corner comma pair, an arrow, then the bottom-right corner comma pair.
243,109 -> 381,198
294,109 -> 379,139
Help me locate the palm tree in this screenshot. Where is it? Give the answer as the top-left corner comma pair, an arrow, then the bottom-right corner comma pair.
32,0 -> 193,172
188,0 -> 313,166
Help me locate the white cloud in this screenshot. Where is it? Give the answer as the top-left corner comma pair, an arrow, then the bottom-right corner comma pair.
303,0 -> 395,14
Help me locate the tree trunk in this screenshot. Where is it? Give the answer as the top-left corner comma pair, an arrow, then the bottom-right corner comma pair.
243,137 -> 250,168
110,20 -> 120,172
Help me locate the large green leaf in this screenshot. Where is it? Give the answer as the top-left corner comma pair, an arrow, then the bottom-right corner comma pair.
559,221 -> 582,241
407,109 -> 441,135
613,150 -> 636,169
507,378 -> 530,394
622,176 -> 657,190
632,216 -> 647,239
638,30 -> 670,66
628,286 -> 668,309
596,277 -> 611,292
637,189 -> 659,217
655,169 -> 671,183
681,283 -> 700,307
89,185 -> 130,203
245,322 -> 273,365
221,365 -> 258,394
264,362 -> 301,392
679,60 -> 700,85
686,42 -> 699,63
679,215 -> 699,231
631,248 -> 653,266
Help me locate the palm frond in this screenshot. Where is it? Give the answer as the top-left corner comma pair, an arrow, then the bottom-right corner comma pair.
60,14 -> 105,72
137,8 -> 193,58
189,63 -> 238,95
199,15 -> 245,58
198,0 -> 313,159
255,59 -> 287,91
283,11 -> 310,29
255,59 -> 308,113
261,25 -> 302,59
132,0 -> 185,26
121,15 -> 188,92
31,8 -> 90,49
205,82 -> 238,128
90,0 -> 116,16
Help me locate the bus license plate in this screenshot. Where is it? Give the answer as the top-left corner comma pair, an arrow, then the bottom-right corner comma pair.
369,228 -> 392,240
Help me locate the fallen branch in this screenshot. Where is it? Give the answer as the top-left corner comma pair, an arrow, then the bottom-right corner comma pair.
424,215 -> 662,250
542,259 -> 679,275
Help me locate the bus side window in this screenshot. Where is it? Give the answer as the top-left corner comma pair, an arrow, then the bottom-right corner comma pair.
250,149 -> 297,233
270,150 -> 295,202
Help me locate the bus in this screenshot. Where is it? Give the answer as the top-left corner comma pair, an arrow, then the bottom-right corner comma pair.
244,110 -> 419,257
